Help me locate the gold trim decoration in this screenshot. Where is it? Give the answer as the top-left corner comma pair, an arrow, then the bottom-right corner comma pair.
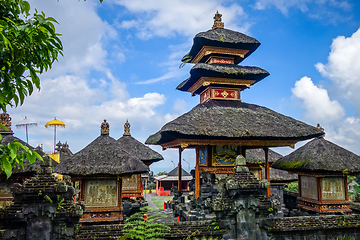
0,112 -> 12,131
192,46 -> 249,64
188,77 -> 254,95
160,139 -> 299,149
101,119 -> 109,135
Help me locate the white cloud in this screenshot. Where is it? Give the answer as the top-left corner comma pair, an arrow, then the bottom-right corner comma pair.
291,76 -> 345,123
315,27 -> 360,112
112,0 -> 248,39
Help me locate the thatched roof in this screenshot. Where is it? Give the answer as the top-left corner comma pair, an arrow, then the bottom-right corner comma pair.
145,99 -> 324,145
55,134 -> 149,177
272,137 -> 360,174
183,28 -> 260,64
246,148 -> 282,164
176,63 -> 269,94
0,134 -> 51,176
117,135 -> 163,164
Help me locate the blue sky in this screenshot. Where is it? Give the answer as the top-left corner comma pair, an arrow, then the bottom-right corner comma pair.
7,0 -> 360,174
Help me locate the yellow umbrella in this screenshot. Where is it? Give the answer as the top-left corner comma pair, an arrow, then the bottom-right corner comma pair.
45,117 -> 65,153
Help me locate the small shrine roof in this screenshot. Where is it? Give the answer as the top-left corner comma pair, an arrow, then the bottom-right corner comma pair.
246,148 -> 282,164
154,166 -> 192,181
272,137 -> 360,174
167,166 -> 192,177
117,121 -> 163,163
55,134 -> 149,177
182,28 -> 260,64
0,134 -> 50,176
145,99 -> 324,146
176,63 -> 269,94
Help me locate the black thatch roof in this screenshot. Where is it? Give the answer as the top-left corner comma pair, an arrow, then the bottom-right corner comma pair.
246,148 -> 282,164
117,135 -> 163,164
272,137 -> 360,174
261,167 -> 298,182
183,28 -> 260,64
0,134 -> 51,176
176,63 -> 269,94
55,135 -> 149,176
145,99 -> 324,145
167,166 -> 191,177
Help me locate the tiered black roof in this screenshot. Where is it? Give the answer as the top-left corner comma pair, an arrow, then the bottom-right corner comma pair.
182,28 -> 260,64
176,63 -> 269,94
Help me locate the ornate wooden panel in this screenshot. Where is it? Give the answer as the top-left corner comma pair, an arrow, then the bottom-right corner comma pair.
122,175 -> 139,191
212,145 -> 240,166
321,177 -> 345,200
85,179 -> 118,207
300,176 -> 318,200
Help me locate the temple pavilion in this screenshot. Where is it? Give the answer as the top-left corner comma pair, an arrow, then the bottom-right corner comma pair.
272,134 -> 360,214
145,12 -> 323,199
55,120 -> 148,223
117,120 -> 163,199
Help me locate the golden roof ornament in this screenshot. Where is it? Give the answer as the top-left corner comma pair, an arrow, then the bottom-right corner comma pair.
212,11 -> 224,29
123,120 -> 131,136
316,123 -> 325,138
0,111 -> 12,131
101,119 -> 109,135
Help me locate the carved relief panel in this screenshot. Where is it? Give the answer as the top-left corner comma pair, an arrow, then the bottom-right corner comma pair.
122,174 -> 139,191
321,177 -> 345,200
300,176 -> 318,200
85,179 -> 118,207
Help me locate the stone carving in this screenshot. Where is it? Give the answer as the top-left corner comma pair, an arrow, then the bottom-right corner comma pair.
101,119 -> 109,135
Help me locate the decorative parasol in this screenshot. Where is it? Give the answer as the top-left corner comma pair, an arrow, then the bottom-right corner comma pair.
45,117 -> 65,153
15,116 -> 37,144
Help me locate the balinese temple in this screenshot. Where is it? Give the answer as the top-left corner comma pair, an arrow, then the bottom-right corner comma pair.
154,167 -> 193,196
272,133 -> 360,214
55,120 -> 148,224
0,112 -> 48,209
117,120 -> 163,200
145,12 -> 323,199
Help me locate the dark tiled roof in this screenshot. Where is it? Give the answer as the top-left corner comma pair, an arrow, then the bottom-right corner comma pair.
272,137 -> 360,173
167,166 -> 191,177
176,63 -> 269,94
146,99 -> 324,145
183,28 -> 260,64
55,135 -> 148,176
117,135 -> 163,163
0,134 -> 51,176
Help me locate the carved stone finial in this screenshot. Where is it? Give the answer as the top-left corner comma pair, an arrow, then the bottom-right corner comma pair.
101,119 -> 109,135
123,120 -> 131,136
0,111 -> 12,131
316,123 -> 325,138
212,11 -> 224,29
62,141 -> 69,149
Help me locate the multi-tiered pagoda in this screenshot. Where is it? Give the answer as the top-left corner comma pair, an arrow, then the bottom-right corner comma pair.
146,12 -> 323,198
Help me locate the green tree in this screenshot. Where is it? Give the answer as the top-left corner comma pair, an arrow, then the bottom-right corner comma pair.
0,0 -> 63,178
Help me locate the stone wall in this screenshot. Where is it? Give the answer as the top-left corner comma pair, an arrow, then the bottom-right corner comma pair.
261,214 -> 360,240
75,221 -> 224,240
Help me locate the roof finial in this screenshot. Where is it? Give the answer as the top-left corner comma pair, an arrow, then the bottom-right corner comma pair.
212,11 -> 224,29
0,111 -> 12,132
316,123 -> 325,138
124,120 -> 131,136
101,119 -> 109,135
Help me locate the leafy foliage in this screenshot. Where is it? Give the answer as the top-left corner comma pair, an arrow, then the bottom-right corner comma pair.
121,207 -> 170,240
285,182 -> 298,192
0,0 -> 63,110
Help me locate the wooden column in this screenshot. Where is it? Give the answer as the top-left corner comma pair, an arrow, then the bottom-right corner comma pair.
178,148 -> 183,195
118,177 -> 123,223
80,179 -> 86,202
317,178 -> 322,201
345,177 -> 349,201
264,147 -> 271,197
195,150 -> 200,199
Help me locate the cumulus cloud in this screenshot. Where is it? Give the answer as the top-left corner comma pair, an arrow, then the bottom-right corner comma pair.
315,27 -> 360,113
112,0 -> 248,38
291,76 -> 345,123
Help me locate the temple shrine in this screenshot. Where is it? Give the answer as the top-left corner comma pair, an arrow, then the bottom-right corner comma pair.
146,12 -> 323,200
272,132 -> 360,214
55,120 -> 148,224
